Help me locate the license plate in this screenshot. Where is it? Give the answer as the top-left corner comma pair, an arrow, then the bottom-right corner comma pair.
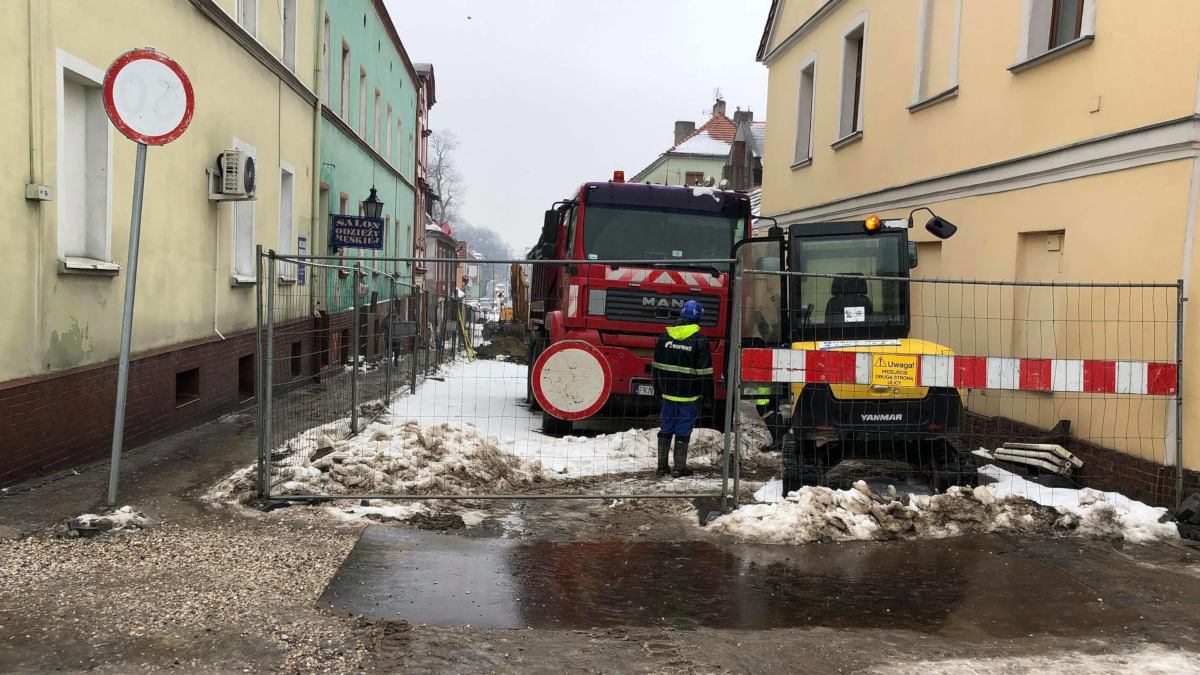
635,384 -> 655,396
870,354 -> 919,388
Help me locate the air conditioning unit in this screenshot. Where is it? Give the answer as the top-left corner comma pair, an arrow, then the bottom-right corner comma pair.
207,149 -> 256,201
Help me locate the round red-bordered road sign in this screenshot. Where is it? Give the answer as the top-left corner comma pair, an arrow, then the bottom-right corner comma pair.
103,48 -> 195,146
532,340 -> 613,421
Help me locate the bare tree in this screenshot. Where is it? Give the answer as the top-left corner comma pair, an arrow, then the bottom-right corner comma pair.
428,129 -> 464,226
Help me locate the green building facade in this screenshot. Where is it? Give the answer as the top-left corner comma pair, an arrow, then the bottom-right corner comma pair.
317,0 -> 420,311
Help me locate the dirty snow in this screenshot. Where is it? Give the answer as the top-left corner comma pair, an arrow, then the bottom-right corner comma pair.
741,449 -> 1177,544
67,506 -> 149,534
876,644 -> 1200,675
714,475 -> 1176,545
208,360 -> 743,512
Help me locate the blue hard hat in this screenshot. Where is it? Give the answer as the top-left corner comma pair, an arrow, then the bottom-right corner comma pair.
681,300 -> 703,321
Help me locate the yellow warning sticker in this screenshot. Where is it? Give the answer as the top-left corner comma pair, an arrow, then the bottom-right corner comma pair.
871,354 -> 918,388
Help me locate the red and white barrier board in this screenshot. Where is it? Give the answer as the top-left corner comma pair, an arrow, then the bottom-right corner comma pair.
741,349 -> 1178,396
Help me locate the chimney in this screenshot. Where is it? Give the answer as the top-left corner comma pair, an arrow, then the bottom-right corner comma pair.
733,108 -> 753,125
712,98 -> 726,117
674,120 -> 696,145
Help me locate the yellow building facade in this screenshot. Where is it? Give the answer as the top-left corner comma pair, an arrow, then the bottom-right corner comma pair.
1,0 -> 319,485
757,0 -> 1200,485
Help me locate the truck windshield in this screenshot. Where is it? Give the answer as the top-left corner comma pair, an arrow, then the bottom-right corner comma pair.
795,234 -> 905,330
581,206 -> 741,271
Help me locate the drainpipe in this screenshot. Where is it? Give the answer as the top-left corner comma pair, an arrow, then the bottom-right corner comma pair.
213,205 -> 225,340
28,0 -> 44,354
310,0 -> 327,318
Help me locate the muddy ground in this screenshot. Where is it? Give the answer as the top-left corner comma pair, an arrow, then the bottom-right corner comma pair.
2,415 -> 1200,674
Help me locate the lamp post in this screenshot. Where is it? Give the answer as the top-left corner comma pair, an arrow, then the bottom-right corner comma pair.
363,185 -> 384,220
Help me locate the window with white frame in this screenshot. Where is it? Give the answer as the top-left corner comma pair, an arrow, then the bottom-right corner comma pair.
359,68 -> 368,137
911,0 -> 961,105
794,56 -> 816,165
837,14 -> 868,141
321,15 -> 331,103
231,138 -> 257,282
237,0 -> 257,37
1017,0 -> 1095,64
278,163 -> 295,279
282,0 -> 297,71
385,104 -> 393,160
57,51 -> 112,266
374,89 -> 382,150
340,41 -> 350,118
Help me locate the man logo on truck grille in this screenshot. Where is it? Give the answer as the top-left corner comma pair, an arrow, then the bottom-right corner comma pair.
861,413 -> 903,422
643,297 -> 688,309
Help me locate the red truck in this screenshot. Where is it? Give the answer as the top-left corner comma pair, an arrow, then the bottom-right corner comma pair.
526,174 -> 752,434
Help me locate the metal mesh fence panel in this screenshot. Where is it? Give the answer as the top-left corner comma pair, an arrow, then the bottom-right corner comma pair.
735,264 -> 1184,508
258,255 -> 739,502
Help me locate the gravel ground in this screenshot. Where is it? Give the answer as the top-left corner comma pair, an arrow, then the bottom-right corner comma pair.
0,515 -> 366,673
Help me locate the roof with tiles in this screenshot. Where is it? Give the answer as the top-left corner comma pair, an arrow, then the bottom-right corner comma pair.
669,113 -> 739,156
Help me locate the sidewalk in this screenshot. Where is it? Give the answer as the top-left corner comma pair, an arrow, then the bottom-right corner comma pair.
0,413 -> 257,537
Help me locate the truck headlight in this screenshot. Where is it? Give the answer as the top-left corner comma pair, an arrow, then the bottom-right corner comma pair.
588,289 -> 606,315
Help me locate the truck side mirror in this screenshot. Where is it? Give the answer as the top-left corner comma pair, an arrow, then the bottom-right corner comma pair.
542,210 -> 560,243
908,242 -> 919,269
924,216 -> 957,240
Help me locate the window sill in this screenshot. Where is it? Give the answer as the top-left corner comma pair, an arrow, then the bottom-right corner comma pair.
231,275 -> 257,287
908,85 -> 959,113
790,158 -> 813,171
1009,35 -> 1094,74
831,130 -> 863,151
58,257 -> 120,276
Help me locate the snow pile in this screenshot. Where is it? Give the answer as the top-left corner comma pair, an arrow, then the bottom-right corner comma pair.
712,479 -> 1175,545
274,421 -> 544,497
66,506 -> 149,536
980,462 -> 1177,543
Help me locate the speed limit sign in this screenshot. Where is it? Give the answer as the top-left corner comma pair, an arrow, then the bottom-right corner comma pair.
103,48 -> 195,145
102,47 -> 195,507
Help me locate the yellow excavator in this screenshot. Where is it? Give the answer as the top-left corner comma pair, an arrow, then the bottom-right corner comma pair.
735,210 -> 979,494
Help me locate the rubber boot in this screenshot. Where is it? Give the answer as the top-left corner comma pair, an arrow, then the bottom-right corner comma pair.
656,435 -> 671,476
672,436 -> 693,477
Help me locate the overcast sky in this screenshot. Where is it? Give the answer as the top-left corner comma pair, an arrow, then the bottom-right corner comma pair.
384,0 -> 771,252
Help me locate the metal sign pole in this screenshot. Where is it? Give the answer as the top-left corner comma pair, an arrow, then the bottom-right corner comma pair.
107,142 -> 148,506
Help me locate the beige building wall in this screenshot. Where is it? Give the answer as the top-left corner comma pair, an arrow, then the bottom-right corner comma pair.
2,0 -> 319,383
757,0 -> 1200,469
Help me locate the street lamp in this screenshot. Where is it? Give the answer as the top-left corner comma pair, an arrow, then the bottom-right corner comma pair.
363,185 -> 384,220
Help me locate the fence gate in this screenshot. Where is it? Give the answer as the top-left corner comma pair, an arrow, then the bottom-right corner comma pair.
729,240 -> 1185,509
255,252 -> 740,505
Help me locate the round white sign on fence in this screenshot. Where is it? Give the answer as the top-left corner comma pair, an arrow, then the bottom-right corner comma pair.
532,340 -> 612,421
103,48 -> 194,145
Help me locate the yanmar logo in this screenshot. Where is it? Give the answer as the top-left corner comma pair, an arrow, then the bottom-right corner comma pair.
642,297 -> 687,309
861,413 -> 903,422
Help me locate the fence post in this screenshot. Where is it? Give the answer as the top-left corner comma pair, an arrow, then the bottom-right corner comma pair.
411,286 -> 420,393
263,251 -> 277,497
1177,279 -> 1186,509
351,261 -> 361,435
255,245 -> 266,497
385,277 -> 394,407
720,263 -> 744,513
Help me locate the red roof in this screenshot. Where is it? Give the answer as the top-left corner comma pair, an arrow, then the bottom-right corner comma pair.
668,113 -> 739,153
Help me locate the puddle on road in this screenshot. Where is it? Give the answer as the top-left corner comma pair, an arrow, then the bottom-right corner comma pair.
320,528 -> 1133,636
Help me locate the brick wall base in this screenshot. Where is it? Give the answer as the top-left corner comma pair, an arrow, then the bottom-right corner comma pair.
0,293 -> 424,488
963,412 -> 1199,507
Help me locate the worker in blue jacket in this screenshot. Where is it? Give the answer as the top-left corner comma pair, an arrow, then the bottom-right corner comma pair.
652,300 -> 714,477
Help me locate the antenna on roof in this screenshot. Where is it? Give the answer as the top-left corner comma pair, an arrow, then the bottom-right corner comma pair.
713,86 -> 723,101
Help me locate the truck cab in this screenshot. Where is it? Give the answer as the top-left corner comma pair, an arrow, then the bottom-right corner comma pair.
527,177 -> 751,434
